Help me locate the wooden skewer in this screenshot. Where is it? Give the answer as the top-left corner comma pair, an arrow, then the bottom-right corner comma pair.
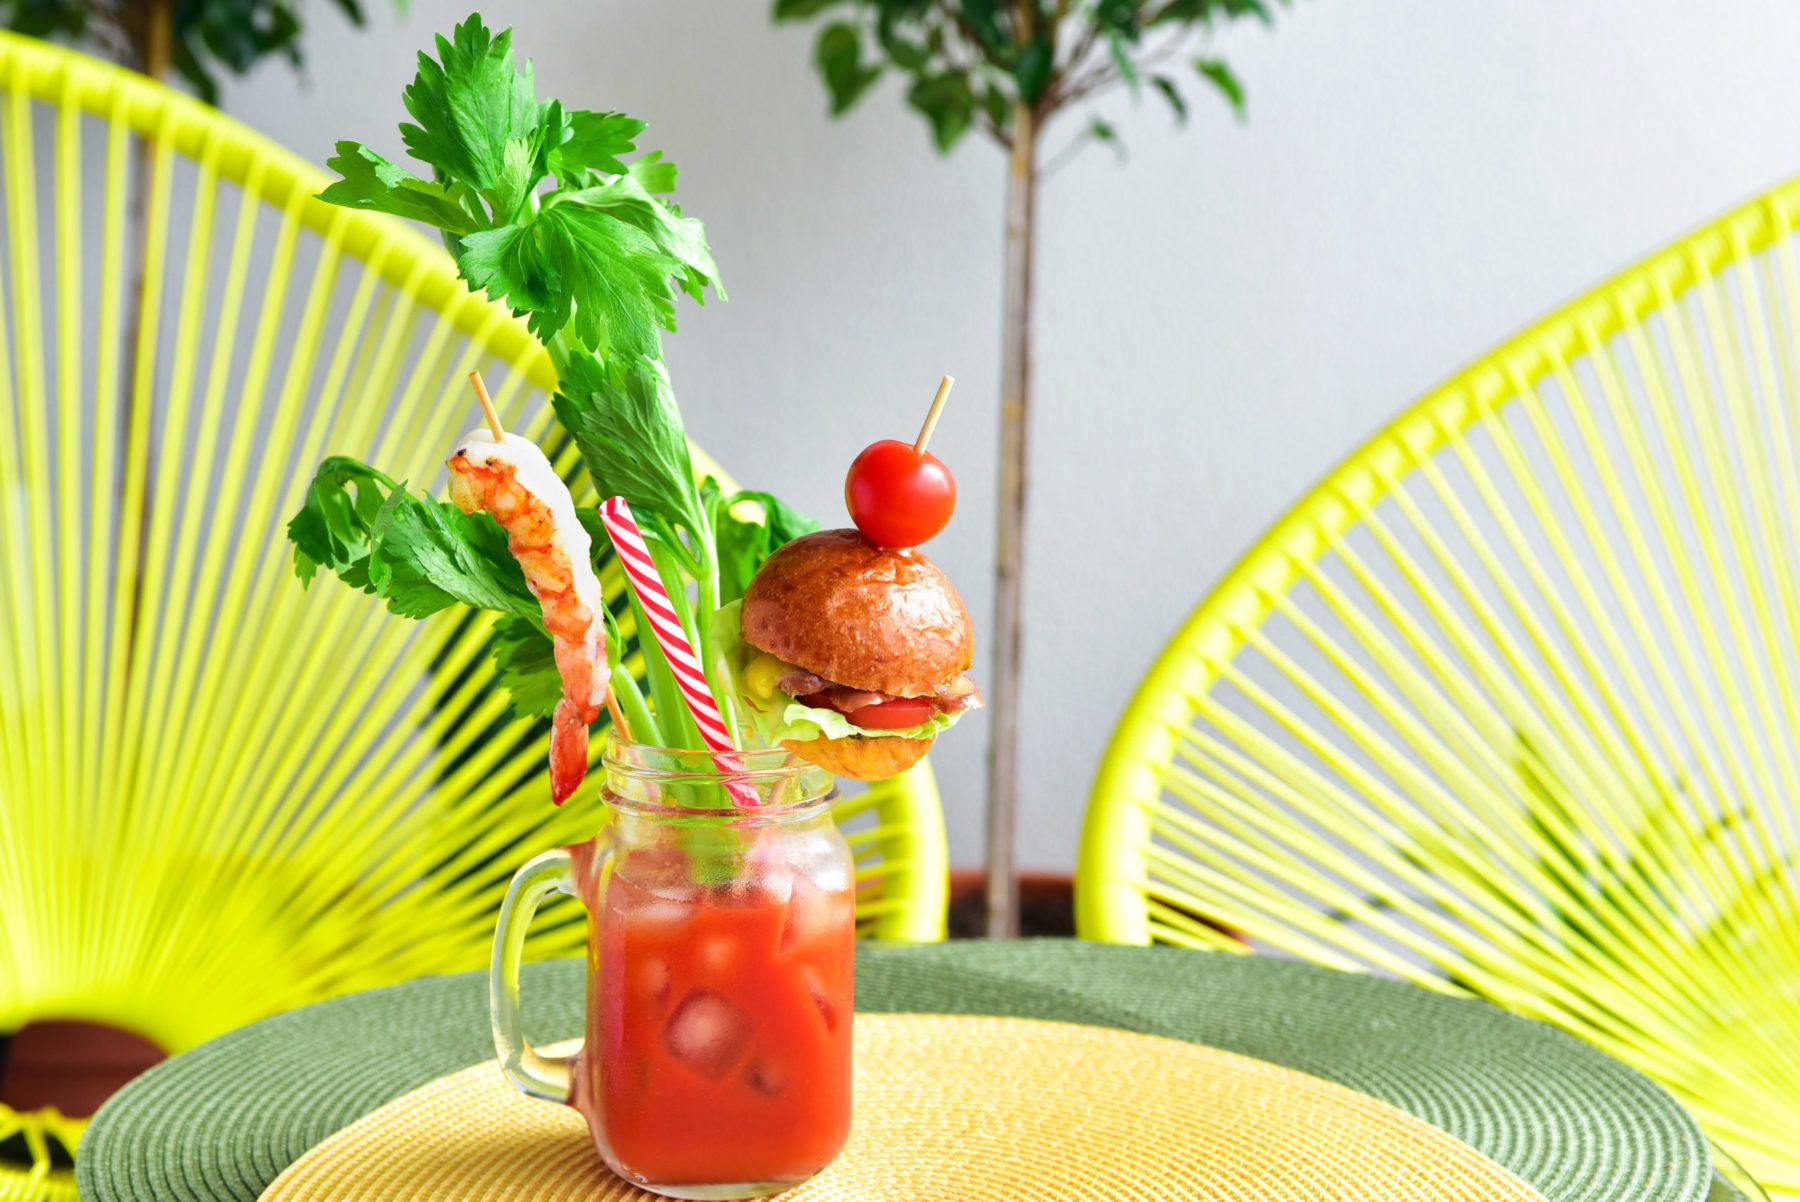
914,374 -> 955,455
469,370 -> 505,440
605,690 -> 632,742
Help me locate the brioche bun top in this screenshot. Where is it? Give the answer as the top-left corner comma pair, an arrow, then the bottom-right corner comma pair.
741,528 -> 973,697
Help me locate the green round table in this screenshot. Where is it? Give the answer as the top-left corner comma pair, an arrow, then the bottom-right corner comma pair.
76,941 -> 1755,1202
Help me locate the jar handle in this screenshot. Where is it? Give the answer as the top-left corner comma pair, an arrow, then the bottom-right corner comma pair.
488,840 -> 606,1102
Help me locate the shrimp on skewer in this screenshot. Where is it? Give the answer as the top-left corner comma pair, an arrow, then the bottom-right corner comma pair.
447,430 -> 608,804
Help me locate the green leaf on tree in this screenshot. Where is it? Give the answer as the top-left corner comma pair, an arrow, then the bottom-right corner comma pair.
1089,116 -> 1126,163
876,14 -> 931,71
1106,31 -> 1140,96
907,73 -> 976,153
1196,56 -> 1246,118
815,23 -> 883,115
1149,0 -> 1276,27
1226,0 -> 1278,28
1147,0 -> 1200,26
955,0 -> 1007,54
773,0 -> 845,18
1013,38 -> 1053,102
982,83 -> 1012,134
1151,75 -> 1187,124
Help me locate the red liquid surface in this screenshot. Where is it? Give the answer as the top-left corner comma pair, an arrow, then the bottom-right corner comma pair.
584,870 -> 855,1188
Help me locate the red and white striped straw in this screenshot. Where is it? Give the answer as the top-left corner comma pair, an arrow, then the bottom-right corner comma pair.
598,495 -> 758,805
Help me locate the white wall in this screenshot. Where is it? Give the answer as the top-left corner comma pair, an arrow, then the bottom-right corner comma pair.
218,0 -> 1800,869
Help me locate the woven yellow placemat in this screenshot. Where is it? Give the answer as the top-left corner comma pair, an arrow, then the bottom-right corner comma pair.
259,1014 -> 1546,1201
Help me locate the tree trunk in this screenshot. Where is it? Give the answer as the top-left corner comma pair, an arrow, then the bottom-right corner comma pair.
984,102 -> 1038,939
141,0 -> 174,80
119,0 -> 174,656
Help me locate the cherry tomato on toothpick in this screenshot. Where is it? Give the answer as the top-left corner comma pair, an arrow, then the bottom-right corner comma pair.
846,439 -> 956,548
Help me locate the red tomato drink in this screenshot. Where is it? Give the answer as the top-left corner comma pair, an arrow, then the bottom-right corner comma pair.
585,866 -> 856,1191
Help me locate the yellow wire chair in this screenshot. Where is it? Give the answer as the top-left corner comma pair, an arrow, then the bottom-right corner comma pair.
1078,179 -> 1800,1198
0,31 -> 947,1201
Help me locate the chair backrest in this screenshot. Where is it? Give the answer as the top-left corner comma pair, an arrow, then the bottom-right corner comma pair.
1077,179 -> 1800,1195
0,30 -> 946,1067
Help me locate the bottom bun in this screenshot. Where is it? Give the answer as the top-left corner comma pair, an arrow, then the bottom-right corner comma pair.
782,735 -> 933,781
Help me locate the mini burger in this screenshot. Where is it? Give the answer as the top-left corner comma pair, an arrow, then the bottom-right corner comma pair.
723,528 -> 980,781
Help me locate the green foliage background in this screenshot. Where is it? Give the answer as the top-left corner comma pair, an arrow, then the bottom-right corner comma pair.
0,0 -> 395,103
774,0 -> 1285,154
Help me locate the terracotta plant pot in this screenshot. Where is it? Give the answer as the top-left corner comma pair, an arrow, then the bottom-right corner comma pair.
944,872 -> 1243,943
947,870 -> 1076,938
0,1022 -> 166,1118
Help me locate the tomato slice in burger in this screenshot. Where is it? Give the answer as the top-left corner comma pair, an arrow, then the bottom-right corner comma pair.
838,696 -> 936,730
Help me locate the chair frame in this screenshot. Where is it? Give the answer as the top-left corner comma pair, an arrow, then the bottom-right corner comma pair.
1078,175 -> 1800,943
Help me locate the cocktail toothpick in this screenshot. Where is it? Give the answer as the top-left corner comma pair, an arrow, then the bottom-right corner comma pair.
914,375 -> 955,455
469,370 -> 505,440
605,692 -> 632,742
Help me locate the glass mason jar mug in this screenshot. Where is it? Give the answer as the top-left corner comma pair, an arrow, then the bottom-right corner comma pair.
489,741 -> 856,1200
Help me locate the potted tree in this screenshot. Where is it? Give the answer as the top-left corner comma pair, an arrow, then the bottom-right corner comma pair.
774,0 -> 1289,934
